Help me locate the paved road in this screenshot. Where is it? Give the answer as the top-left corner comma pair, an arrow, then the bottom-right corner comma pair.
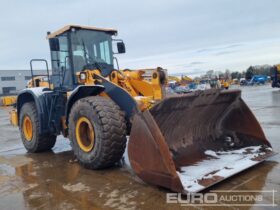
0,85 -> 279,210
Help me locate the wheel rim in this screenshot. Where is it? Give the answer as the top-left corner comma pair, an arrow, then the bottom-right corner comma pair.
23,116 -> 33,141
75,117 -> 95,152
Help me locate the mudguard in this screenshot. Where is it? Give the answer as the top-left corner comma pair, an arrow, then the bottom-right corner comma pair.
17,87 -> 54,134
94,74 -> 139,122
65,85 -> 105,124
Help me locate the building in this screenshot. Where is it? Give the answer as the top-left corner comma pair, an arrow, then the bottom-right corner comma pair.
0,70 -> 44,95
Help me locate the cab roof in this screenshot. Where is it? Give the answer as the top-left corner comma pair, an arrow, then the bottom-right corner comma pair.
47,25 -> 118,39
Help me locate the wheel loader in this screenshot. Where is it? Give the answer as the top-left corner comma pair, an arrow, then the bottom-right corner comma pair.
10,25 -> 274,193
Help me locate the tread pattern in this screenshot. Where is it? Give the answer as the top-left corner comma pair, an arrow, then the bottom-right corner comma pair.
20,102 -> 56,152
69,96 -> 127,169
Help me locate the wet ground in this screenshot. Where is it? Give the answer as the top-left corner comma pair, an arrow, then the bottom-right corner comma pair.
0,85 -> 279,210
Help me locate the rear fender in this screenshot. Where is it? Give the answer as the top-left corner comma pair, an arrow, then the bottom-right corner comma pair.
17,87 -> 52,134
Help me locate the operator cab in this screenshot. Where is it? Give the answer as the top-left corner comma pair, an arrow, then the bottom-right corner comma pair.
47,25 -> 125,90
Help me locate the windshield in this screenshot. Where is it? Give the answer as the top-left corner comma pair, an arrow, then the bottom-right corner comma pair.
70,29 -> 113,74
49,29 -> 115,90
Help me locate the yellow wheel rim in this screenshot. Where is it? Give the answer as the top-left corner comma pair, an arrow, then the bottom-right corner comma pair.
23,116 -> 33,141
75,117 -> 95,152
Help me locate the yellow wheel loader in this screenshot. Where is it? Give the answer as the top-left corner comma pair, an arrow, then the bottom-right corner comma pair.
10,25 -> 274,193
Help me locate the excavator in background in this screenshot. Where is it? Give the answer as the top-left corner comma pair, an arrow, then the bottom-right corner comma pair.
167,75 -> 194,93
272,64 -> 280,88
9,25 -> 274,193
168,75 -> 193,85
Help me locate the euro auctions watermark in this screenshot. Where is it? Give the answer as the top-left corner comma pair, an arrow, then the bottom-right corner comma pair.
166,190 -> 278,207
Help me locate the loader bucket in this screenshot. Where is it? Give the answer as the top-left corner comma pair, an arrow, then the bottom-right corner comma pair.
128,89 -> 274,193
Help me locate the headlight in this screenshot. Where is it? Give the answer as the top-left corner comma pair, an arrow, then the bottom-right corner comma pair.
80,72 -> 86,80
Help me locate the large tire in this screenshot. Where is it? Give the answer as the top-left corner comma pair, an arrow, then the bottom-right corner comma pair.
68,96 -> 127,169
19,102 -> 56,152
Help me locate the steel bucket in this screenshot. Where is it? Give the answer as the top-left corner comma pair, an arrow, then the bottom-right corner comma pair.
128,89 -> 274,193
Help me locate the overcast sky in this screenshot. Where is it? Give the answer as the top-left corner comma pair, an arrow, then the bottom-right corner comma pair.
1,0 -> 280,75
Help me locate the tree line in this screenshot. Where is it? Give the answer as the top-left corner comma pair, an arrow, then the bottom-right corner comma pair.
200,64 -> 274,80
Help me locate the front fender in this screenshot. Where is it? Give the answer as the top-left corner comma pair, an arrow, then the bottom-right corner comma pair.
65,85 -> 105,124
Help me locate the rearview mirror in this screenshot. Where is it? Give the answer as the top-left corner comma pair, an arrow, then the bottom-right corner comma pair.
49,38 -> 60,51
117,42 -> 126,54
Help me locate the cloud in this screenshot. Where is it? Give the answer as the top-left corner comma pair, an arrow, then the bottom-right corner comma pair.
214,51 -> 236,56
189,61 -> 205,65
0,0 -> 280,75
120,38 -> 280,76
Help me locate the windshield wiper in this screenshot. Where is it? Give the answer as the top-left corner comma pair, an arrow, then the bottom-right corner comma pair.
81,40 -> 90,65
80,39 -> 104,72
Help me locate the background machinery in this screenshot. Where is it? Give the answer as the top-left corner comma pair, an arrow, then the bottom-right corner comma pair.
248,75 -> 268,85
0,96 -> 17,106
0,76 -> 50,107
220,79 -> 230,89
10,25 -> 274,193
27,76 -> 50,88
272,64 -> 280,88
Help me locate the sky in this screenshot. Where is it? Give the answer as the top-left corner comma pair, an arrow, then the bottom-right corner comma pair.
1,0 -> 280,76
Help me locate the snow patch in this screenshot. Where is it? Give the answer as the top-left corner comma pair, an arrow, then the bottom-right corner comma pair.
205,150 -> 218,158
177,146 -> 271,192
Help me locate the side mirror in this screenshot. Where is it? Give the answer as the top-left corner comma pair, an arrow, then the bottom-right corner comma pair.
117,42 -> 126,54
49,38 -> 60,51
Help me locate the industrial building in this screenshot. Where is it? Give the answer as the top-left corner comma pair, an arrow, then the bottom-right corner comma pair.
0,70 -> 43,95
